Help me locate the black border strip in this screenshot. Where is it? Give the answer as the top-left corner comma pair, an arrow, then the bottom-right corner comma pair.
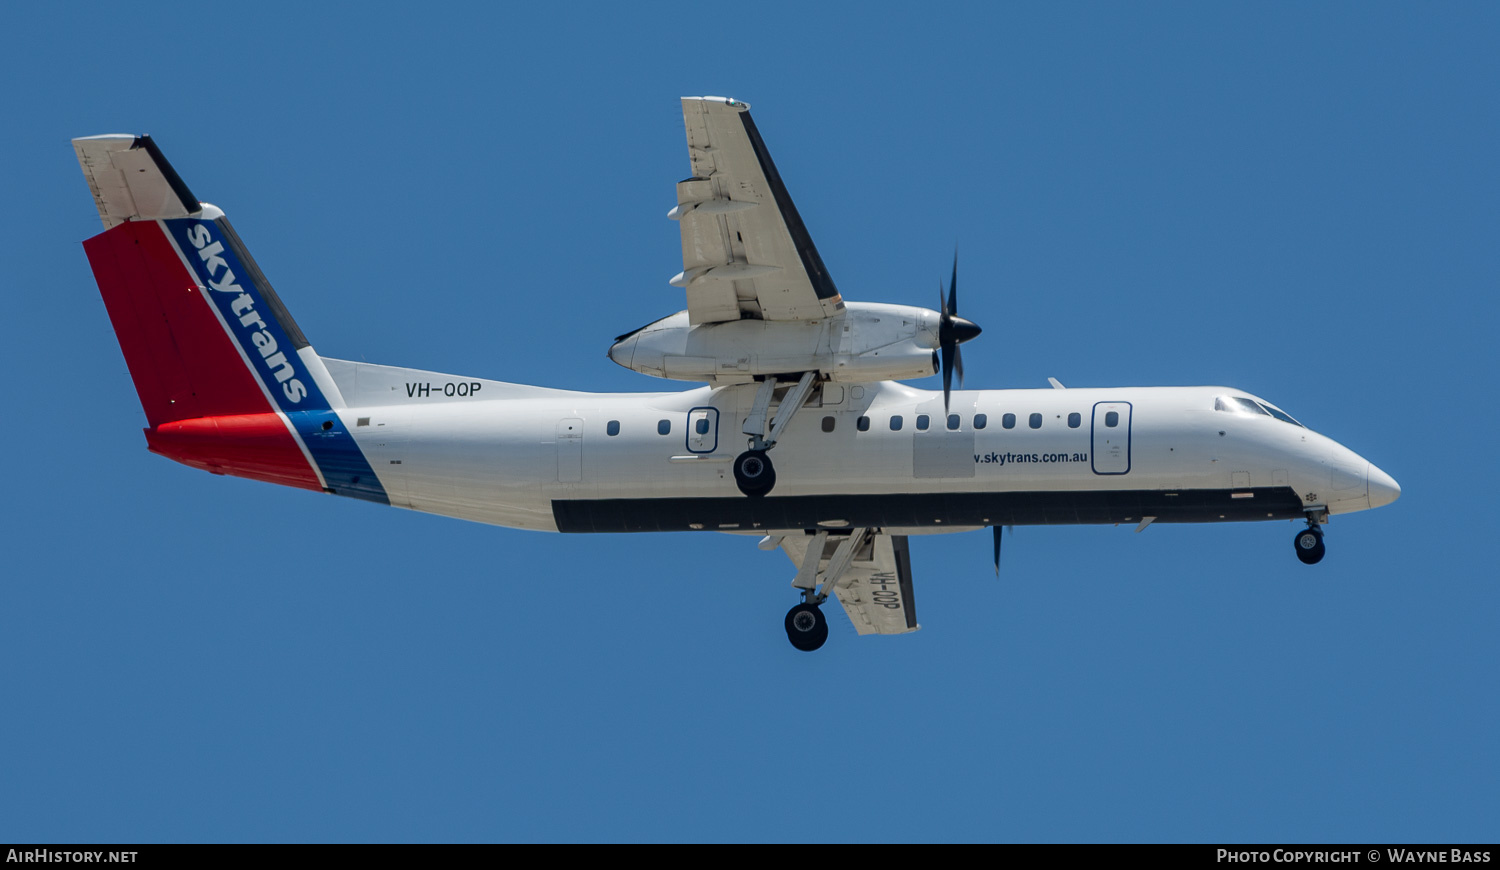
134,135 -> 199,216
552,487 -> 1307,534
214,217 -> 310,349
738,111 -> 841,303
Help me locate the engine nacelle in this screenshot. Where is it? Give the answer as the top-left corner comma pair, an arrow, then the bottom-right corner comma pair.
608,302 -> 941,384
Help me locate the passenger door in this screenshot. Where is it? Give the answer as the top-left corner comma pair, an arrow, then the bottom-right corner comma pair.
1091,402 -> 1131,475
686,407 -> 719,453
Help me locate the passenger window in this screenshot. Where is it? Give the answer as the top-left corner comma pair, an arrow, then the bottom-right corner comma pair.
889,415 -> 903,431
974,413 -> 987,430
1002,413 -> 1016,430
917,415 -> 930,431
821,416 -> 836,433
857,416 -> 870,432
1068,412 -> 1080,429
1105,411 -> 1119,428
1029,413 -> 1042,429
947,414 -> 960,431
657,419 -> 671,435
695,418 -> 710,435
606,420 -> 620,436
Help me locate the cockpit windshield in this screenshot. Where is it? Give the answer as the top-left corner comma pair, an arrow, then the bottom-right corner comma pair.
1214,395 -> 1306,428
1257,402 -> 1304,428
1215,396 -> 1269,416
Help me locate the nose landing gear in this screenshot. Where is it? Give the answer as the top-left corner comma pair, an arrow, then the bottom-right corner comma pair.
1295,512 -> 1327,564
1294,528 -> 1325,564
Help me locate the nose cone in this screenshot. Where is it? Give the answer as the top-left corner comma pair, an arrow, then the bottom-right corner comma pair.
607,336 -> 634,369
1368,463 -> 1401,509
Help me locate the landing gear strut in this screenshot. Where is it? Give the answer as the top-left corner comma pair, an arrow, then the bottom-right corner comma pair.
734,372 -> 818,497
781,528 -> 871,652
1295,512 -> 1326,565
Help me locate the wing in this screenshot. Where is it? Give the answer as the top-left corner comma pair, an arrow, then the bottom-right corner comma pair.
778,530 -> 919,636
671,97 -> 845,325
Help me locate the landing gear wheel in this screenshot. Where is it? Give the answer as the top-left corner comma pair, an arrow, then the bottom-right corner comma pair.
1295,527 -> 1326,565
734,450 -> 776,497
784,602 -> 828,652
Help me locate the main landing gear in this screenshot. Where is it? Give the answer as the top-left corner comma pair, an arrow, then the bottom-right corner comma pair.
1295,511 -> 1327,565
781,528 -> 871,652
784,602 -> 828,652
734,372 -> 818,498
733,450 -> 775,497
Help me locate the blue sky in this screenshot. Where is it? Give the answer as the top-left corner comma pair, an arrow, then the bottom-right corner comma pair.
2,1 -> 1495,842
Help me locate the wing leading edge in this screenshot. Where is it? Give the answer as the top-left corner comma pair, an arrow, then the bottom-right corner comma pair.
672,97 -> 844,325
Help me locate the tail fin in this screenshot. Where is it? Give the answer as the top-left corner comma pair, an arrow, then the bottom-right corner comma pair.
75,135 -> 388,503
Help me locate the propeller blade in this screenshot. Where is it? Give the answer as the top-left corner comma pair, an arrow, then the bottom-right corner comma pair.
941,342 -> 955,412
933,254 -> 977,415
992,525 -> 1001,576
948,251 -> 958,316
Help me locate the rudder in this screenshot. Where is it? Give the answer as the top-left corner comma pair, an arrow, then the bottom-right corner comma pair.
76,135 -> 388,503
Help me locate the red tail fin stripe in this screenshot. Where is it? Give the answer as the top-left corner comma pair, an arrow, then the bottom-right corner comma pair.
85,221 -> 274,426
84,219 -> 325,491
145,414 -> 323,491
154,219 -> 330,491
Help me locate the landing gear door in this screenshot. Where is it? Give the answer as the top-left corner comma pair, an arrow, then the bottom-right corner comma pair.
1091,402 -> 1131,475
686,407 -> 718,454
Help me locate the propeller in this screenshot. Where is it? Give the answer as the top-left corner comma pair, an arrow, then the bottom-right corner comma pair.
991,525 -> 1013,576
938,252 -> 982,412
992,525 -> 1002,576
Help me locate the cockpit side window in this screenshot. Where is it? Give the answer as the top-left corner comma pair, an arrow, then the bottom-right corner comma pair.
1257,402 -> 1305,428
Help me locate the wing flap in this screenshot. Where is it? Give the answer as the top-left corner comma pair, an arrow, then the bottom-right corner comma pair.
675,177 -> 739,323
674,98 -> 844,324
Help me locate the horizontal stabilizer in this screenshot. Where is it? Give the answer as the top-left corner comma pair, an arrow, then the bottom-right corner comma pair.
73,134 -> 200,229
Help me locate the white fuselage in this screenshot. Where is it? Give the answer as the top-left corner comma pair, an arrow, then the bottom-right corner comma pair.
323,360 -> 1393,535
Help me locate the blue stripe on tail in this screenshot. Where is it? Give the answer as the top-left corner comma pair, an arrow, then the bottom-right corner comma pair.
164,218 -> 389,505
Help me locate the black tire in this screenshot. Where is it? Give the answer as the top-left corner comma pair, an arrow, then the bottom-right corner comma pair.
784,603 -> 828,652
733,450 -> 776,497
1295,528 -> 1326,565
